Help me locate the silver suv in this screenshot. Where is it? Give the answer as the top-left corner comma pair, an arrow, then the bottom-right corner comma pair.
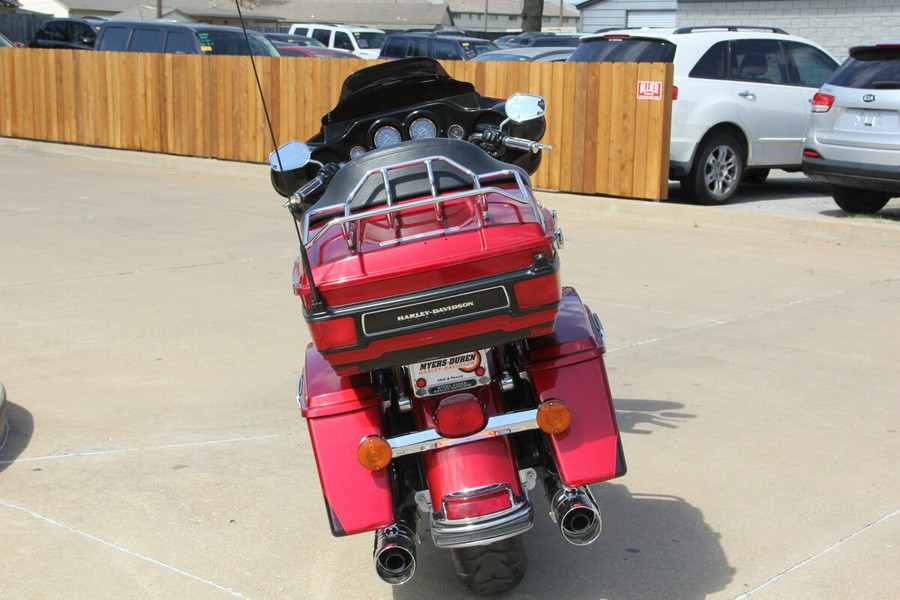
802,40 -> 900,214
569,26 -> 838,204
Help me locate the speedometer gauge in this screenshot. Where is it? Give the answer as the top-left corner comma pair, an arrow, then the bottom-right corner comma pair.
447,123 -> 465,140
408,117 -> 437,140
373,125 -> 402,148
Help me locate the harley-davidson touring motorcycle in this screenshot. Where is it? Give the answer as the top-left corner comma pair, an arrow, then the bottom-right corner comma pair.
269,58 -> 625,595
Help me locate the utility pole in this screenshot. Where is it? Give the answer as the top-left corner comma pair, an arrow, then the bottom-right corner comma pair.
483,0 -> 488,33
157,0 -> 162,19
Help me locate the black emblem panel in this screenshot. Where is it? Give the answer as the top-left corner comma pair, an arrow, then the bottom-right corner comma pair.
362,286 -> 510,335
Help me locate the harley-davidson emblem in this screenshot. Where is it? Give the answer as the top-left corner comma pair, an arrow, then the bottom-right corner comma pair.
862,94 -> 876,103
362,287 -> 510,335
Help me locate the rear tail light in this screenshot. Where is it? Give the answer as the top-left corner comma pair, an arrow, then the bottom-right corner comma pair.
811,92 -> 835,113
308,317 -> 358,351
444,485 -> 513,520
803,149 -> 823,159
672,85 -> 678,101
513,273 -> 561,311
432,393 -> 487,438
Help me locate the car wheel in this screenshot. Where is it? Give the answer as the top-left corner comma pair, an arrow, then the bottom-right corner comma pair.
832,186 -> 891,214
743,168 -> 770,184
682,134 -> 744,205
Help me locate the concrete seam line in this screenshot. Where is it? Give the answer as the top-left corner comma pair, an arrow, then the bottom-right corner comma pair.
0,431 -> 300,466
732,507 -> 900,599
0,497 -> 255,599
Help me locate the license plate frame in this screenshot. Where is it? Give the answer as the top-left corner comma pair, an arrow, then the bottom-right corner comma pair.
408,350 -> 491,397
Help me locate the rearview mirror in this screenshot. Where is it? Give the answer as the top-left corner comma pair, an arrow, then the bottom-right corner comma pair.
504,94 -> 546,122
270,141 -> 311,172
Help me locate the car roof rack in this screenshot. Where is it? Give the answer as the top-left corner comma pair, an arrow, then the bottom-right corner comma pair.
673,25 -> 789,35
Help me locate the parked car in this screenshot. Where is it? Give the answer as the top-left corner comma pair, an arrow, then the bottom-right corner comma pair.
286,23 -> 385,59
0,32 -> 19,47
505,33 -> 582,48
94,21 -> 279,56
802,40 -> 900,214
472,46 -> 574,63
28,17 -> 104,50
379,32 -> 498,61
569,26 -> 839,204
264,33 -> 325,48
276,45 -> 353,58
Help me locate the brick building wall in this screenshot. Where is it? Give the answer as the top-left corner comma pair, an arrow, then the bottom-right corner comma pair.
678,0 -> 900,61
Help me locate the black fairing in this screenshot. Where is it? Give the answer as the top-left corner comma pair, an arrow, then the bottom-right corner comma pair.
271,58 -> 546,198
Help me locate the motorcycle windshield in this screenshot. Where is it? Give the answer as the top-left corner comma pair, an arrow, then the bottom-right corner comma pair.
322,58 -> 479,125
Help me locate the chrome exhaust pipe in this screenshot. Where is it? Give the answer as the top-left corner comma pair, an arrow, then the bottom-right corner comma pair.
374,522 -> 417,585
549,484 -> 602,546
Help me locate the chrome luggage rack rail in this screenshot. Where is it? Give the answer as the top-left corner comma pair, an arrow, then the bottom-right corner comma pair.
301,155 -> 545,253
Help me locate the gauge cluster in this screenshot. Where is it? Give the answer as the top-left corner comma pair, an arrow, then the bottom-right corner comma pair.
367,112 -> 451,151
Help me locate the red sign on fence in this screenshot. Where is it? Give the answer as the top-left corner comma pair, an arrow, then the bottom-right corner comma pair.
637,81 -> 662,100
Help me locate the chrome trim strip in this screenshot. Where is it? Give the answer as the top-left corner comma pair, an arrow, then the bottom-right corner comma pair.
387,409 -> 539,458
431,499 -> 533,548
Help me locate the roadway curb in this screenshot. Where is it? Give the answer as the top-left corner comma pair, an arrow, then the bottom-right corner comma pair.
538,191 -> 900,247
5,137 -> 898,246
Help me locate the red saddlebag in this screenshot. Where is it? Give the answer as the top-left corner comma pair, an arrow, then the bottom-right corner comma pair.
523,287 -> 626,487
299,345 -> 394,536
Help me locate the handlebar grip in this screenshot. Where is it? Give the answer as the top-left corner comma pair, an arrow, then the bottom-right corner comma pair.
502,136 -> 553,154
288,162 -> 341,206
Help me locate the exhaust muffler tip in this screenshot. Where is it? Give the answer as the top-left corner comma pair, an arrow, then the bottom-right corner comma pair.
374,523 -> 417,585
551,486 -> 602,546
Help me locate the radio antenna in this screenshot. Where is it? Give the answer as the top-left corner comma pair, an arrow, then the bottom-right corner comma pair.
235,1 -> 325,309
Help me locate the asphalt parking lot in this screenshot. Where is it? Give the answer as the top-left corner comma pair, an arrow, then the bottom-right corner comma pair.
1,139 -> 898,599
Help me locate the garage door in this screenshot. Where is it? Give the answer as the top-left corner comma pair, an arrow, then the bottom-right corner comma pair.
626,10 -> 676,28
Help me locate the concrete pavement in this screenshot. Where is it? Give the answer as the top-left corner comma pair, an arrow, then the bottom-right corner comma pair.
1,139 -> 898,599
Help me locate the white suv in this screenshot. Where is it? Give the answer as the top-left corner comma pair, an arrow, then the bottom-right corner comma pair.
569,26 -> 839,204
287,23 -> 385,59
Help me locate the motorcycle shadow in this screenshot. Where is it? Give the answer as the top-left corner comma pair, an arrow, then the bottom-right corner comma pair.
395,485 -> 733,599
0,400 -> 34,474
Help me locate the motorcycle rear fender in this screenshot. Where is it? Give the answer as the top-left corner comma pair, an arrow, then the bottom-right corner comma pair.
299,345 -> 395,536
524,287 -> 626,487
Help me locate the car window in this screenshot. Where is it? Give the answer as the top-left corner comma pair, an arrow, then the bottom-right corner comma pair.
354,31 -> 385,49
828,47 -> 900,89
568,37 -> 676,63
98,26 -> 129,51
381,37 -> 406,57
784,41 -> 836,88
310,29 -> 330,45
131,29 -> 162,53
74,23 -> 96,45
408,38 -> 427,57
432,40 -> 461,60
164,31 -> 194,54
690,41 -> 729,79
730,40 -> 788,84
333,31 -> 354,51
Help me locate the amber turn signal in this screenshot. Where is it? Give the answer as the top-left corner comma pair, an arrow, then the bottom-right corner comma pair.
357,435 -> 392,471
536,399 -> 572,435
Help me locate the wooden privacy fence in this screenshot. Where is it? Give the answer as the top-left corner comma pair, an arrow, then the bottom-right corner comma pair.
0,49 -> 672,199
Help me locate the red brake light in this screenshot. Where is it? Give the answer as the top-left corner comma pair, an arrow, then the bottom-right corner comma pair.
672,85 -> 678,100
803,149 -> 823,159
811,92 -> 835,113
308,317 -> 358,351
444,486 -> 513,519
513,272 -> 561,311
432,393 -> 487,438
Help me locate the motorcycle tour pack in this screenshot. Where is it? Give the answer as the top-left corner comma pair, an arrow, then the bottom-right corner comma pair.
269,58 -> 625,594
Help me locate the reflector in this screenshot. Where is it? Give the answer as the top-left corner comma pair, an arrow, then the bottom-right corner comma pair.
444,486 -> 513,519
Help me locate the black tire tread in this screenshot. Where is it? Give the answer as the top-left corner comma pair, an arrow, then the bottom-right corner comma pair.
451,535 -> 527,595
832,185 -> 891,214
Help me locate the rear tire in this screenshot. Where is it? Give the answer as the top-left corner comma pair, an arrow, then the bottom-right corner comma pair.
832,186 -> 891,214
682,134 -> 744,205
451,535 -> 527,595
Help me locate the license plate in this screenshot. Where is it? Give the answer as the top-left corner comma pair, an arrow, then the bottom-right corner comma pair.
836,109 -> 899,132
408,350 -> 491,397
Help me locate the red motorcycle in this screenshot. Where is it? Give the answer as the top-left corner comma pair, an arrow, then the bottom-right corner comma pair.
270,58 -> 625,595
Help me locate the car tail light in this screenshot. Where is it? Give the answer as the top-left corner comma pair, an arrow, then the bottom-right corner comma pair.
811,92 -> 835,113
672,85 -> 678,101
803,149 -> 823,159
308,317 -> 358,350
432,393 -> 487,438
513,273 -> 561,311
444,485 -> 513,520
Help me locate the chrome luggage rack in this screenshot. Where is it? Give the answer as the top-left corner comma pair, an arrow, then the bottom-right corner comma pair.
301,155 -> 545,253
